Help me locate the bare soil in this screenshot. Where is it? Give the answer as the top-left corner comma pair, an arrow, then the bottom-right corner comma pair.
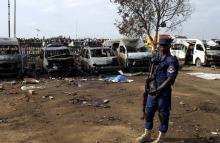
0,66 -> 220,143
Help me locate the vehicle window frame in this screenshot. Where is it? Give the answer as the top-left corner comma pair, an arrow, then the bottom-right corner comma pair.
196,44 -> 204,51
85,50 -> 90,59
119,46 -> 126,54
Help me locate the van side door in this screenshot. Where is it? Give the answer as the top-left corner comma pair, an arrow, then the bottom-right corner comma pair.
118,45 -> 127,67
194,42 -> 205,65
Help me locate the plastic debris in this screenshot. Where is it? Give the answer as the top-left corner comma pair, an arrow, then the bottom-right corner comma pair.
103,99 -> 110,104
188,72 -> 220,80
49,96 -> 55,100
211,132 -> 218,135
28,90 -> 35,96
179,101 -> 185,105
0,84 -> 4,90
101,75 -> 133,83
21,86 -> 45,91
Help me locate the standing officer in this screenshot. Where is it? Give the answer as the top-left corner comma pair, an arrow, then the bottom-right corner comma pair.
137,37 -> 179,143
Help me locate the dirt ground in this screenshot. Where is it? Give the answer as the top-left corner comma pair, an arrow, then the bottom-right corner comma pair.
0,66 -> 220,143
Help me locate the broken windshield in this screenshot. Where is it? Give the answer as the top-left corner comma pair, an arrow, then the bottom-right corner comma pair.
46,49 -> 71,58
90,49 -> 115,58
0,45 -> 19,55
126,46 -> 148,53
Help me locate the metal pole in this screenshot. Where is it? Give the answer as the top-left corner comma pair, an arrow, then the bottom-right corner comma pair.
8,0 -> 11,38
14,0 -> 16,37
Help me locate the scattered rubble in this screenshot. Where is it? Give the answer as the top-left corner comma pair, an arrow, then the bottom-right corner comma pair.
96,115 -> 121,124
28,90 -> 35,96
70,96 -> 110,108
42,95 -> 55,100
0,118 -> 8,124
0,84 -> 4,90
211,132 -> 218,135
179,101 -> 185,105
64,92 -> 78,96
199,102 -> 218,113
49,96 -> 55,100
21,86 -> 45,91
23,78 -> 40,84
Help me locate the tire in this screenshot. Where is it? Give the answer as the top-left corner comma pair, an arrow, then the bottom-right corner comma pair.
196,58 -> 202,67
17,69 -> 23,79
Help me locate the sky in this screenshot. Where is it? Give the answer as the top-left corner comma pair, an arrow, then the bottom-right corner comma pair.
0,0 -> 220,39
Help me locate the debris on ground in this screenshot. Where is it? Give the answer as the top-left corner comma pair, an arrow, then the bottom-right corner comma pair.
64,78 -> 75,82
23,78 -> 40,84
101,75 -> 133,83
0,84 -> 4,90
199,102 -> 218,113
211,132 -> 218,135
27,90 -> 35,96
0,118 -> 8,124
118,70 -> 144,77
21,86 -> 45,91
9,91 -> 18,95
188,72 -> 220,80
69,96 -> 110,108
179,101 -> 185,105
96,115 -> 121,124
42,95 -> 55,100
64,92 -> 78,96
49,96 -> 55,100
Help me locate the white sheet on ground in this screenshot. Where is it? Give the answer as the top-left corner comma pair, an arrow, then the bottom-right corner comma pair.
188,72 -> 220,80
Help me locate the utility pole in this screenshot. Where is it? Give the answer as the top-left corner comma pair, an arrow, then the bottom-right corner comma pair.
14,0 -> 16,37
8,0 -> 11,38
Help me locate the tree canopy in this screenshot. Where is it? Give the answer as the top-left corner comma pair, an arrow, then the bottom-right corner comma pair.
111,0 -> 193,43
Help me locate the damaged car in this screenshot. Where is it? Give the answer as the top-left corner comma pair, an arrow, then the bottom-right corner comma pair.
115,39 -> 152,71
78,47 -> 121,74
0,38 -> 26,78
205,44 -> 220,66
41,44 -> 75,77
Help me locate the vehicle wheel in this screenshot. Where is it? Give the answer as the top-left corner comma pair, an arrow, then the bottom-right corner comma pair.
196,58 -> 202,67
88,67 -> 95,75
17,70 -> 23,79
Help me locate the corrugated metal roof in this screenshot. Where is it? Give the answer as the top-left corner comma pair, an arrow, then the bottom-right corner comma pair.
0,38 -> 19,46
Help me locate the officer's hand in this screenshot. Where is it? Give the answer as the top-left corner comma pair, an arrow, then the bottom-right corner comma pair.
149,89 -> 160,96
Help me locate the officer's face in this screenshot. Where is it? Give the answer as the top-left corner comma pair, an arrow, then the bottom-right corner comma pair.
160,44 -> 171,54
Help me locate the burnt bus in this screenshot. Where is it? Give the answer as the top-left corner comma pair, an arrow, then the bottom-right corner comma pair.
0,38 -> 26,78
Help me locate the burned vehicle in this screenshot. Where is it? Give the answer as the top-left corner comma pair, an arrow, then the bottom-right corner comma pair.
115,39 -> 152,71
0,38 -> 26,78
205,44 -> 220,66
42,44 -> 75,77
78,47 -> 121,74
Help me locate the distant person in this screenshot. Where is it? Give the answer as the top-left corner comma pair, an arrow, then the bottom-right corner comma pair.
137,38 -> 179,143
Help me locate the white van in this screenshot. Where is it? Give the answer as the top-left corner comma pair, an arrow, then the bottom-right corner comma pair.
174,39 -> 220,66
170,39 -> 189,67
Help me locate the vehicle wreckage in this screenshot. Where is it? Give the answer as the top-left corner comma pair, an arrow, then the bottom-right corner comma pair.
41,44 -> 75,77
0,38 -> 26,77
76,47 -> 121,74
